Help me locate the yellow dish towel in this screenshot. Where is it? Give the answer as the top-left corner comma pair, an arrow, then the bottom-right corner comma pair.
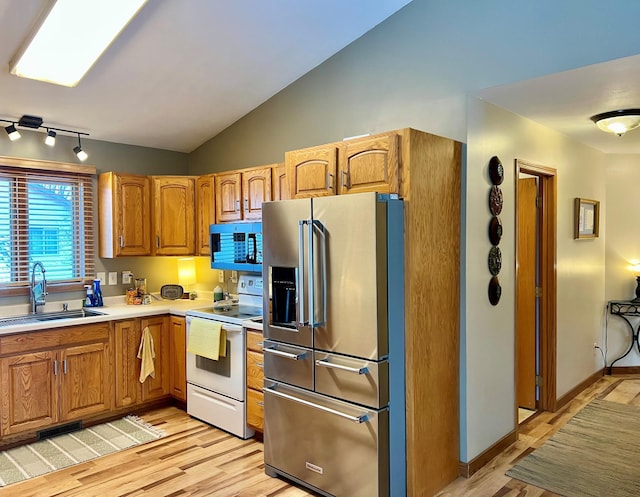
187,318 -> 227,360
137,326 -> 156,383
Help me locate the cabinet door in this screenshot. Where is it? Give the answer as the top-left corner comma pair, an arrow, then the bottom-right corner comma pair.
59,342 -> 112,421
140,315 -> 170,401
286,146 -> 338,198
338,133 -> 399,195
152,176 -> 196,255
242,167 -> 272,219
0,351 -> 58,435
196,174 -> 216,255
169,316 -> 187,402
99,172 -> 151,257
215,172 -> 242,222
272,163 -> 290,201
114,319 -> 142,408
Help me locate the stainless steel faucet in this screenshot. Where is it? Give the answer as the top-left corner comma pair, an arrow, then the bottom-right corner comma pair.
30,261 -> 47,314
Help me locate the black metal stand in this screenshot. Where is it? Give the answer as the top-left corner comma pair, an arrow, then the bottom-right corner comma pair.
608,300 -> 640,374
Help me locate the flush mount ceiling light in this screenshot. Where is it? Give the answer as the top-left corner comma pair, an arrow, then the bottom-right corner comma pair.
1,114 -> 89,161
9,0 -> 148,87
590,109 -> 640,136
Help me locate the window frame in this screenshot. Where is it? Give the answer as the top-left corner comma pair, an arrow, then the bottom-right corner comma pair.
0,156 -> 96,297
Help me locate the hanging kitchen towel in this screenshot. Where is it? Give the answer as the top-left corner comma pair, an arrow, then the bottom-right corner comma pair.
187,318 -> 226,360
137,326 -> 156,383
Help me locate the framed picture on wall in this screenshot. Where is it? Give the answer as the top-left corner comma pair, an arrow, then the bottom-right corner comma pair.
574,197 -> 600,239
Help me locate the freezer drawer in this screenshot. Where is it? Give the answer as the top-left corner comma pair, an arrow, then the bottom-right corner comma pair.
314,351 -> 388,409
264,382 -> 389,497
263,339 -> 313,390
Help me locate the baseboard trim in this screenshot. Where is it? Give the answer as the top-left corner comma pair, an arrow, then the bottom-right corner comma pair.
609,366 -> 640,375
458,429 -> 517,478
555,368 -> 604,411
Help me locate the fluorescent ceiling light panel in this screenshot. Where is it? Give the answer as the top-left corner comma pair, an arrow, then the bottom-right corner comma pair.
9,0 -> 148,87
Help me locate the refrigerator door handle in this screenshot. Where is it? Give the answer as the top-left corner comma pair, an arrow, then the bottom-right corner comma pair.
312,219 -> 327,327
264,386 -> 369,423
297,220 -> 308,326
315,358 -> 369,375
264,346 -> 307,361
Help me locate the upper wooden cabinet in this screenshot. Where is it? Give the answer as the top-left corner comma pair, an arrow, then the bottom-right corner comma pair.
272,163 -> 290,201
285,146 -> 337,198
99,172 -> 152,257
338,133 -> 399,195
152,176 -> 196,255
215,166 -> 272,222
196,174 -> 216,255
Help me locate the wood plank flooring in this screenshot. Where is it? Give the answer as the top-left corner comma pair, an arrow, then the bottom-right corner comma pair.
2,375 -> 637,496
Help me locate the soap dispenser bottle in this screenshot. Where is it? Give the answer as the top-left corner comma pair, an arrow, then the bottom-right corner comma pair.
93,279 -> 103,307
84,285 -> 94,307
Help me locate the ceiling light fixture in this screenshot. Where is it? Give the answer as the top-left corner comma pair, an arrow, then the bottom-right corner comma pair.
9,0 -> 148,87
4,124 -> 21,141
1,115 -> 89,161
73,134 -> 88,162
590,109 -> 640,136
45,129 -> 56,146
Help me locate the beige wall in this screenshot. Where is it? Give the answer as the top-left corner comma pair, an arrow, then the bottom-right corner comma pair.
605,155 -> 640,363
464,98 -> 607,460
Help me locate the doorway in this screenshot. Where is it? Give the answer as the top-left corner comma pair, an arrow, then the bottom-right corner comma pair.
515,160 -> 557,425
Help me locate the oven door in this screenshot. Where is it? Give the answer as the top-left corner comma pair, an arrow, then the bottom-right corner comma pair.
186,316 -> 245,401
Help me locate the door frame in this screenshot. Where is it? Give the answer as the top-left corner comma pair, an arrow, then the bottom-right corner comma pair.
515,159 -> 557,416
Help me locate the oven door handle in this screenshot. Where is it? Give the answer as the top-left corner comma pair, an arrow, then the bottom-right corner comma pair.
263,346 -> 307,361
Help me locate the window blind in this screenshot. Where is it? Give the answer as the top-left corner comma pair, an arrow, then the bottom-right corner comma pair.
0,166 -> 94,286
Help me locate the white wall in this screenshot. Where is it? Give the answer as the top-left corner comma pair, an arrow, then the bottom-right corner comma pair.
463,98 -> 606,461
605,155 -> 640,365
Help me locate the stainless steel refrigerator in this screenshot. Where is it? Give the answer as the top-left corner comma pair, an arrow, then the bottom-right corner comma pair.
262,192 -> 405,497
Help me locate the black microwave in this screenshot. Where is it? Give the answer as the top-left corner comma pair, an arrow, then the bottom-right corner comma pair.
210,222 -> 262,273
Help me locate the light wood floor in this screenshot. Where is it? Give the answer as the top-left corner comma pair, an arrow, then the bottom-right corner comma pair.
2,375 -> 637,497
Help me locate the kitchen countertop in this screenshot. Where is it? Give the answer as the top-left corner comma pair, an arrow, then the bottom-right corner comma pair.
0,294 -> 216,337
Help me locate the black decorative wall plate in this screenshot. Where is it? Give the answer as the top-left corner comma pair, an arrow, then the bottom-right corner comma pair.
489,216 -> 502,246
489,186 -> 503,215
489,156 -> 504,185
488,276 -> 502,305
488,246 -> 502,276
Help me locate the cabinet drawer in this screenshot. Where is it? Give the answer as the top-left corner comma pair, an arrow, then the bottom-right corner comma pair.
247,388 -> 264,431
246,330 -> 264,352
0,322 -> 111,356
246,350 -> 264,390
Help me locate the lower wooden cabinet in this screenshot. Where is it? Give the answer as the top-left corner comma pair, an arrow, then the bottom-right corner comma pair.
0,323 -> 112,437
169,316 -> 187,402
246,328 -> 264,432
114,315 -> 170,408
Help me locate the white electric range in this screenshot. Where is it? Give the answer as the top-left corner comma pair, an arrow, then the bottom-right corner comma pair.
185,275 -> 263,439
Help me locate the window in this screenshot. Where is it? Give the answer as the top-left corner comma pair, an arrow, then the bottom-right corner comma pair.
0,161 -> 95,289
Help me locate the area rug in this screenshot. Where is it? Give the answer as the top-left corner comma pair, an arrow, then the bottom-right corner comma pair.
506,399 -> 640,496
0,415 -> 165,487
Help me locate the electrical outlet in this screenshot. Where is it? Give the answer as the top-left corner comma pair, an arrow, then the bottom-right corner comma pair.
96,271 -> 105,283
122,271 -> 133,285
219,270 -> 225,283
108,272 -> 117,285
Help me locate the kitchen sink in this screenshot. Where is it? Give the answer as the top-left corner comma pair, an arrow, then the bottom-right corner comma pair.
0,308 -> 105,327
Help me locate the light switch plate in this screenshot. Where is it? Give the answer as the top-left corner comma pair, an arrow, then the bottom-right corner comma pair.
108,272 -> 117,285
96,271 -> 105,283
219,270 -> 225,283
122,271 -> 133,285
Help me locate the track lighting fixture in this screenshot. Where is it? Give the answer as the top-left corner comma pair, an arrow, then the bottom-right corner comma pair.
45,129 -> 56,146
73,134 -> 88,162
4,123 -> 21,141
0,115 -> 89,161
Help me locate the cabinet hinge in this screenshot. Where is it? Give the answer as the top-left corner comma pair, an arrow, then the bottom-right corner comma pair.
535,286 -> 542,298
536,196 -> 542,208
535,375 -> 543,387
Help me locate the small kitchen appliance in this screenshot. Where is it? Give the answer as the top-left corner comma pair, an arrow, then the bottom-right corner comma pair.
185,274 -> 263,439
262,192 -> 405,497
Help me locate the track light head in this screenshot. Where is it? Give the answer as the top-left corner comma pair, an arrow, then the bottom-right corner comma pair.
45,129 -> 56,146
73,134 -> 88,161
5,124 -> 21,141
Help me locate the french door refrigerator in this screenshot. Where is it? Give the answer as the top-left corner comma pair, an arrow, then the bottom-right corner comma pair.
262,192 -> 405,497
